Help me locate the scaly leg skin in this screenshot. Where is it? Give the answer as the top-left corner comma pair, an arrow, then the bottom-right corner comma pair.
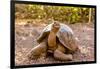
54,44 -> 73,61
54,49 -> 73,61
27,41 -> 47,60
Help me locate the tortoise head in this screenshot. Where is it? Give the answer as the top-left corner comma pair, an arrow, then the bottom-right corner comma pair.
51,21 -> 60,33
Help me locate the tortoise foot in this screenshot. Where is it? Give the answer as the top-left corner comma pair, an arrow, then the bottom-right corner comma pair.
54,49 -> 73,61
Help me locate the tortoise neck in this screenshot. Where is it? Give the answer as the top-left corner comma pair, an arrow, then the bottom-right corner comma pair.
51,28 -> 59,34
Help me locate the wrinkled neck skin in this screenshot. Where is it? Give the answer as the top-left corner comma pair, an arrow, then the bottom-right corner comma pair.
47,27 -> 59,52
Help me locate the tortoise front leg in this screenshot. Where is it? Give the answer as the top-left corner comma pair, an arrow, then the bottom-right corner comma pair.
54,43 -> 73,61
27,41 -> 47,60
54,49 -> 73,61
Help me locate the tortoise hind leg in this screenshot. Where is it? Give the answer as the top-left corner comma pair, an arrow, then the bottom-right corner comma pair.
54,43 -> 73,61
27,41 -> 47,60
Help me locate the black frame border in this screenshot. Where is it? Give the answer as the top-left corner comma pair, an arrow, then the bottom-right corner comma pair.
10,0 -> 97,69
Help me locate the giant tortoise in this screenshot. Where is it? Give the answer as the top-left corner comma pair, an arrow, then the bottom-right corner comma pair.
27,21 -> 79,61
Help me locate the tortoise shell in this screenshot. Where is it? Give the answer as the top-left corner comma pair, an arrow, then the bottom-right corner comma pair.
37,23 -> 78,52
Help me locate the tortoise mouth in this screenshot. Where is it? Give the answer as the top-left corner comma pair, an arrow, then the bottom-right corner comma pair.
54,25 -> 60,28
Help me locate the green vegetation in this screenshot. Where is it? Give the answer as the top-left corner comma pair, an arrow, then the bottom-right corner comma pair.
15,4 -> 95,24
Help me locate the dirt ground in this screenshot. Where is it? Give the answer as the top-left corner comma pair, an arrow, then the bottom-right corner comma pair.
15,19 -> 95,66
